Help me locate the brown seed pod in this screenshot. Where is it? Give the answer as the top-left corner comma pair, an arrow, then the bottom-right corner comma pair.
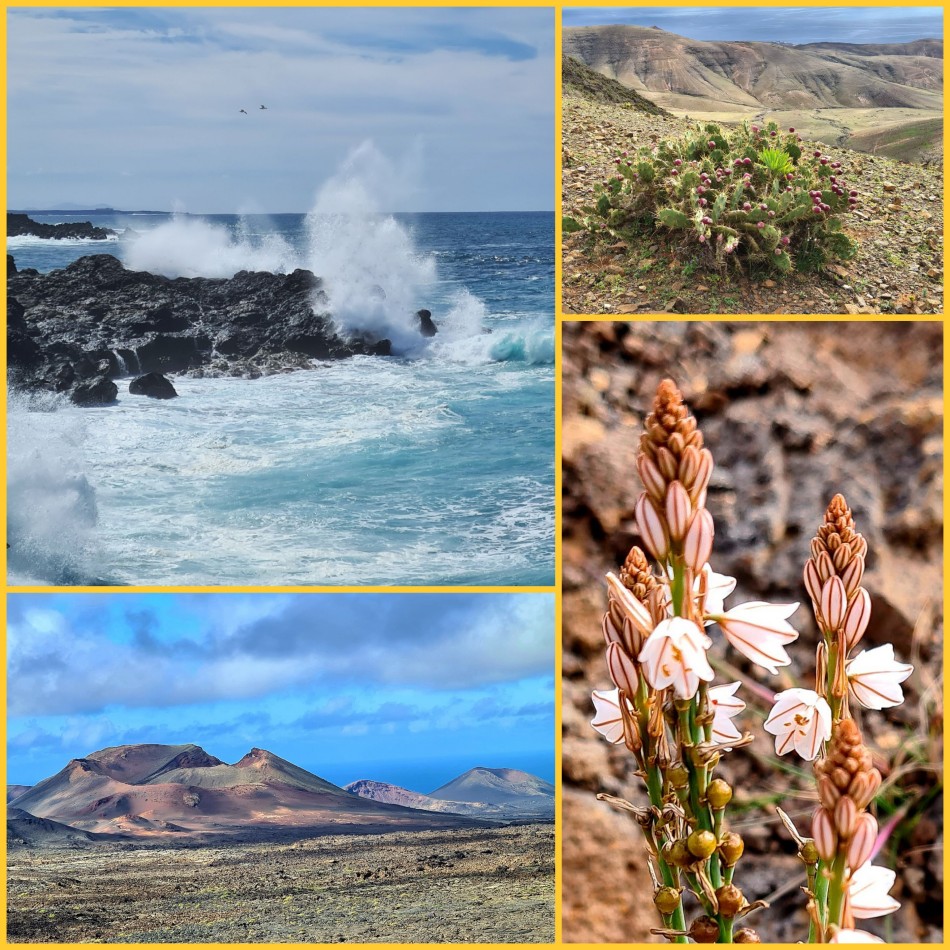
688,915 -> 721,943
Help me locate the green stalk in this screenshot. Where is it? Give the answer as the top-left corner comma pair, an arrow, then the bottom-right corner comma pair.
809,860 -> 830,942
826,851 -> 848,931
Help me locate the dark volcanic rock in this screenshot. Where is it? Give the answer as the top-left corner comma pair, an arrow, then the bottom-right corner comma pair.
71,375 -> 117,406
129,372 -> 177,399
8,213 -> 116,240
8,254 -> 16,276
417,309 -> 438,337
8,254 -> 399,400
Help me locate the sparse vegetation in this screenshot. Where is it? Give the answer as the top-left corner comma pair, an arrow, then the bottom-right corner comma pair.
565,120 -> 859,275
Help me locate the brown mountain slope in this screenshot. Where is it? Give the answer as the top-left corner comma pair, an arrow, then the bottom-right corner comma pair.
563,55 -> 669,114
8,744 -> 491,841
430,767 -> 555,807
563,26 -> 943,112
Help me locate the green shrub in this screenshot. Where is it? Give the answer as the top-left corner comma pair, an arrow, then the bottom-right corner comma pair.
564,120 -> 859,275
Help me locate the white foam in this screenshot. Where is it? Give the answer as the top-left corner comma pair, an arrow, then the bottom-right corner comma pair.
122,216 -> 299,278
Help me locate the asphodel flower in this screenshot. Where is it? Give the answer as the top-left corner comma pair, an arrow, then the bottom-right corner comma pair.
638,617 -> 714,699
711,601 -> 800,674
764,688 -> 832,760
847,863 -> 901,919
591,688 -> 627,744
846,644 -> 913,710
708,681 -> 745,744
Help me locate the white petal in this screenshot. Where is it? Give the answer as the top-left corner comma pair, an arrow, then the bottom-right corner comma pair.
708,681 -> 744,718
591,689 -> 624,744
830,930 -> 884,944
849,864 -> 900,919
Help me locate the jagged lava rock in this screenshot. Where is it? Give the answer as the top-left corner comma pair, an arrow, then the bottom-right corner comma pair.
70,375 -> 117,406
7,254 -> 396,400
129,372 -> 177,399
8,213 -> 117,240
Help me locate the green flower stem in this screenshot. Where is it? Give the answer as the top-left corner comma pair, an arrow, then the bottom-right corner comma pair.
826,851 -> 848,932
718,915 -> 734,943
809,859 -> 830,942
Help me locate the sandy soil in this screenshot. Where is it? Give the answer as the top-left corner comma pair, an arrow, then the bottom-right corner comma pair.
7,824 -> 554,943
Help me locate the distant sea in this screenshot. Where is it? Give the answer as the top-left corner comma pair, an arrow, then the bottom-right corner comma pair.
8,210 -> 554,586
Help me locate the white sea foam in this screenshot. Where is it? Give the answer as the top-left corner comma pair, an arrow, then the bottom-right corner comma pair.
7,233 -> 120,247
123,215 -> 298,278
7,392 -> 102,584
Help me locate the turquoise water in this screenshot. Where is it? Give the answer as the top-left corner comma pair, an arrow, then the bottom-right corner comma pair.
8,211 -> 554,586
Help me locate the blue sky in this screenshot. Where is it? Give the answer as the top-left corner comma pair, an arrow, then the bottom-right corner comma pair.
7,8 -> 554,212
563,7 -> 943,45
7,593 -> 555,791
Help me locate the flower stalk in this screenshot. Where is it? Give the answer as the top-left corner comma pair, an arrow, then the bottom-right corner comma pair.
589,381 -> 911,943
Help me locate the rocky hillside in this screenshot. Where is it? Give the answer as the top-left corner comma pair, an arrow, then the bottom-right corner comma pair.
562,55 -> 669,114
562,93 -> 943,314
561,321 -> 943,943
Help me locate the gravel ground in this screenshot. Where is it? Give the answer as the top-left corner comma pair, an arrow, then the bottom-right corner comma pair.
8,824 -> 555,943
562,94 -> 944,315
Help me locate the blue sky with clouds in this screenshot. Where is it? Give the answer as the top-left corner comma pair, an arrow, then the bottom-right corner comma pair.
563,7 -> 943,45
8,593 -> 555,791
7,7 -> 554,212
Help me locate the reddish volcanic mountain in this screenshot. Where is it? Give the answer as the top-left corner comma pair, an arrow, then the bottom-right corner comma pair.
8,744 -> 489,842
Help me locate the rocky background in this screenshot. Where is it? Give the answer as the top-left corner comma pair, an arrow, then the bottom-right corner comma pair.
562,321 -> 943,943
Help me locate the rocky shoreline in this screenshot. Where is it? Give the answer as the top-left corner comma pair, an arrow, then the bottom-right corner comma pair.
8,213 -> 117,241
8,253 -> 403,405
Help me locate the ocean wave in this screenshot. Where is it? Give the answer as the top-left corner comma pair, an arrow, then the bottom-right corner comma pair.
7,233 -> 121,247
7,392 -> 107,585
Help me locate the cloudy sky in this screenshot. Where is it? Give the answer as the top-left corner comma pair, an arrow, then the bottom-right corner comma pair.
7,7 -> 554,212
8,593 -> 554,791
563,7 -> 943,44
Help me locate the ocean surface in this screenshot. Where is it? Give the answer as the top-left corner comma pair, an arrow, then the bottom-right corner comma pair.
8,210 -> 554,586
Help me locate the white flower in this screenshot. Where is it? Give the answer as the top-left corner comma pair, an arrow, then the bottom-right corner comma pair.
830,930 -> 884,944
590,688 -> 626,744
638,617 -> 713,700
846,645 -> 913,710
708,681 -> 745,744
763,688 -> 832,761
699,565 -> 736,618
711,601 -> 800,674
848,863 -> 900,919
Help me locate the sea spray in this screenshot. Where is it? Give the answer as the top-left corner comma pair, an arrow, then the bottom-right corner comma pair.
7,392 -> 102,585
123,215 -> 298,278
304,141 -> 440,354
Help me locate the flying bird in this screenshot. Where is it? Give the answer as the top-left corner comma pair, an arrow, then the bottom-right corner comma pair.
239,109 -> 247,115
260,105 -> 268,110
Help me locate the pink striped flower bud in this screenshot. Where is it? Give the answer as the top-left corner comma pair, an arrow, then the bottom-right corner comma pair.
683,508 -> 715,573
655,445 -> 678,482
812,807 -> 837,862
815,550 -> 835,582
665,480 -> 691,541
637,454 -> 667,505
820,576 -> 847,633
635,493 -> 670,562
848,813 -> 878,871
840,554 -> 865,597
678,444 -> 700,488
803,559 -> 823,607
688,448 -> 714,505
844,588 -> 872,650
849,768 -> 883,811
834,795 -> 858,839
606,640 -> 639,696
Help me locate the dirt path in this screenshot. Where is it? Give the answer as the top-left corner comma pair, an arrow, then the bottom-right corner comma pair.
8,824 -> 555,943
562,94 -> 944,315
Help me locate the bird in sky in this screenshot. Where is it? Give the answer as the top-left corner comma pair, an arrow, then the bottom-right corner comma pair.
260,105 -> 268,110
239,109 -> 247,115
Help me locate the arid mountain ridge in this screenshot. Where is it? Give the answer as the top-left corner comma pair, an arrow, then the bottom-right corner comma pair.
8,743 -> 552,848
564,26 -> 943,162
564,26 -> 942,110
346,767 -> 555,819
